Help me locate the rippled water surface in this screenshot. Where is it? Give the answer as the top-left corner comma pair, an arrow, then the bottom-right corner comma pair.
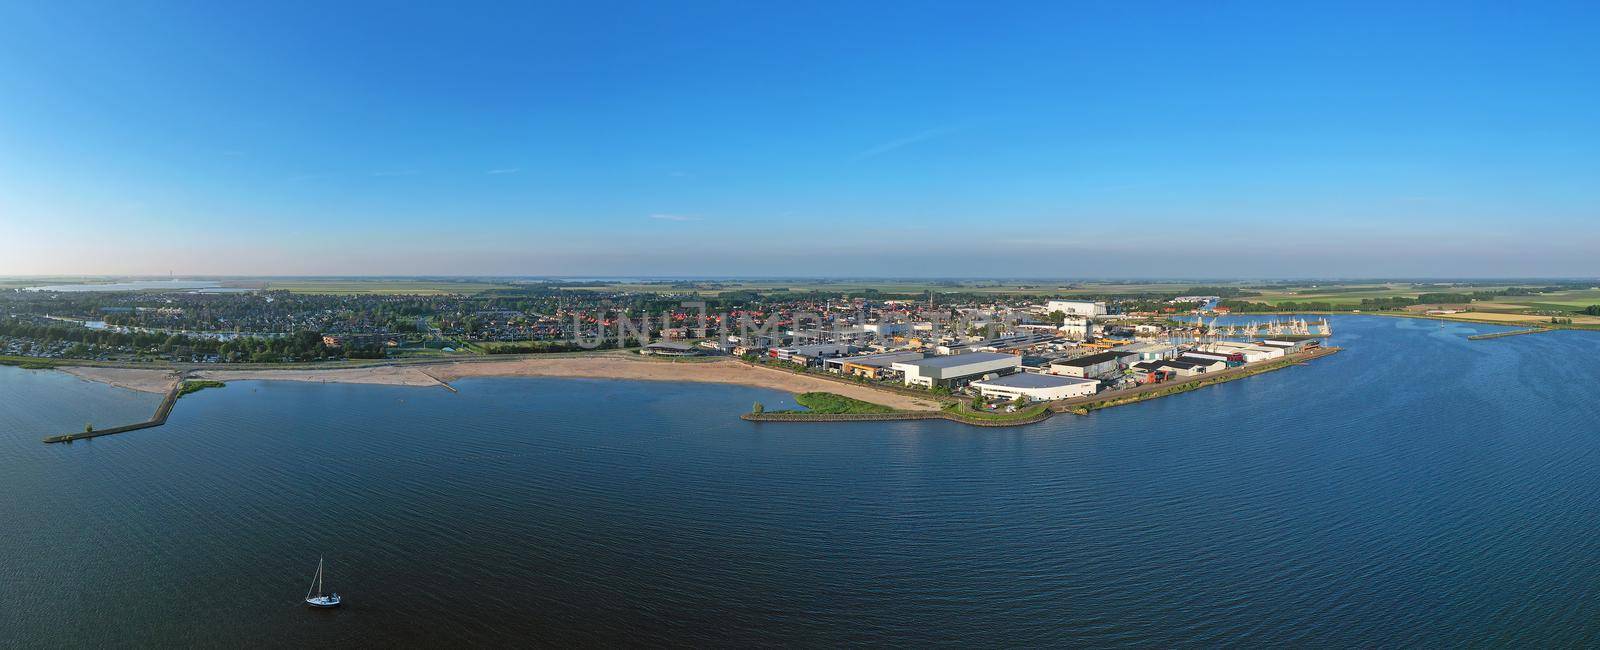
3,316 -> 1600,646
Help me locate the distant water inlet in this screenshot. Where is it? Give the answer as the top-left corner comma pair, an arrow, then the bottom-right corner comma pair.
23,279 -> 227,292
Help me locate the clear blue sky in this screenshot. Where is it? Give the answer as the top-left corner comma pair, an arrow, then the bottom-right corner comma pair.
1,1 -> 1596,277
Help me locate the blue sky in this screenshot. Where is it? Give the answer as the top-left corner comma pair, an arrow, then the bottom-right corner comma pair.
1,1 -> 1597,277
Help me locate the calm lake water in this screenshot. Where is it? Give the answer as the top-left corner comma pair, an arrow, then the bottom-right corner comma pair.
3,315 -> 1600,646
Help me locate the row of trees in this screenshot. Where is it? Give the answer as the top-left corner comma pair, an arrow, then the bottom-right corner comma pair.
0,319 -> 342,363
0,320 -> 218,352
1219,300 -> 1341,313
481,337 -> 648,354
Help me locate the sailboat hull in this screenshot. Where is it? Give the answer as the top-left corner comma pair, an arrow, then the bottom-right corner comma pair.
305,596 -> 342,608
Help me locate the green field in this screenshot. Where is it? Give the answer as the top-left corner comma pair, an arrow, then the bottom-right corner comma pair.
1247,283 -> 1600,311
1494,288 -> 1600,309
942,400 -> 1051,421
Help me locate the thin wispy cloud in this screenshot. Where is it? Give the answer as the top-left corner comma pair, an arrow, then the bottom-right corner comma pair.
854,125 -> 962,161
649,213 -> 702,222
487,168 -> 520,175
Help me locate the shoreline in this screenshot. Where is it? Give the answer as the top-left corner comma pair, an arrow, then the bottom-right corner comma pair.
57,356 -> 947,412
38,348 -> 1338,438
59,367 -> 182,394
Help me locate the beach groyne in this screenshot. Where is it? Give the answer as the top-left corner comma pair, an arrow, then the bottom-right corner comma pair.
43,375 -> 186,444
1466,328 -> 1548,340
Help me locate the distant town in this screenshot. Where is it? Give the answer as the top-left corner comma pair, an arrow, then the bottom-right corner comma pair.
6,277 -> 1595,412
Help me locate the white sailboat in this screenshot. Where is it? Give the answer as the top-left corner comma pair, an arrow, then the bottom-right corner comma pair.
304,556 -> 342,608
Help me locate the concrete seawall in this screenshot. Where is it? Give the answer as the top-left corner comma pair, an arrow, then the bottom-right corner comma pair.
742,409 -> 1054,427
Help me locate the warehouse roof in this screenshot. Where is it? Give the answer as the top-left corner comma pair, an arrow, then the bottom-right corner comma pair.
896,351 -> 1017,369
831,351 -> 926,368
1052,351 -> 1133,367
973,372 -> 1097,388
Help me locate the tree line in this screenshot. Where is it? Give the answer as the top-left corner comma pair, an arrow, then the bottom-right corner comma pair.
0,319 -> 339,362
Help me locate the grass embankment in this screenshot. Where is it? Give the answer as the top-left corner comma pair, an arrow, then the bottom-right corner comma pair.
942,401 -> 1051,422
0,356 -> 60,370
745,391 -> 1052,426
773,392 -> 897,414
176,379 -> 226,398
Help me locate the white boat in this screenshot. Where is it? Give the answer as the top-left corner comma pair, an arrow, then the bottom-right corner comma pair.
304,556 -> 342,608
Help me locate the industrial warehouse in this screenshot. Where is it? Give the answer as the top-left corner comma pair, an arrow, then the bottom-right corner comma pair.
688,295 -> 1334,414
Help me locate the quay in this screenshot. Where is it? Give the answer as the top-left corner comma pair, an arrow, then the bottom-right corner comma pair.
1051,346 -> 1341,414
741,347 -> 1341,427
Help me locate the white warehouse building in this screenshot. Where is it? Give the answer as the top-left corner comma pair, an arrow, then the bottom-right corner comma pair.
1202,341 -> 1284,363
1045,300 -> 1108,317
892,352 -> 1022,389
971,373 -> 1099,402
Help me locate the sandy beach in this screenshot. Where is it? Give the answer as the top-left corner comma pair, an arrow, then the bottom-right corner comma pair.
429,357 -> 944,410
60,367 -> 182,394
192,365 -> 447,388
60,356 -> 943,411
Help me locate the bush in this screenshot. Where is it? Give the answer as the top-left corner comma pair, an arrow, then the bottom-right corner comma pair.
786,392 -> 895,414
178,380 -> 227,398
